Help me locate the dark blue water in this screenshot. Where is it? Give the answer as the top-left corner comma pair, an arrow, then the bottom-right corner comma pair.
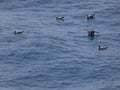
0,0 -> 120,90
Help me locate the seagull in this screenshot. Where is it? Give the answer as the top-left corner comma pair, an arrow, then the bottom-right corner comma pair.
87,14 -> 95,20
56,16 -> 64,20
98,45 -> 108,50
88,30 -> 98,37
14,30 -> 24,35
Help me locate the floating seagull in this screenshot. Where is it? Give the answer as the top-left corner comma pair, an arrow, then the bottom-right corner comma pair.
98,45 -> 108,50
87,14 -> 95,20
88,30 -> 98,37
14,30 -> 24,35
56,16 -> 64,20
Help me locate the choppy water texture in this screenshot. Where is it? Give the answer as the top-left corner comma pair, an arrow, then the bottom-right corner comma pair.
0,0 -> 120,90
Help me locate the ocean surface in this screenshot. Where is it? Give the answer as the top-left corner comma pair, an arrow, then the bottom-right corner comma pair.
0,0 -> 120,90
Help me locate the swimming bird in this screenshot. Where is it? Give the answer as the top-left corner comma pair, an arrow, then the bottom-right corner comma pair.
56,16 -> 64,20
88,30 -> 98,37
14,30 -> 24,35
87,14 -> 95,20
98,45 -> 108,50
